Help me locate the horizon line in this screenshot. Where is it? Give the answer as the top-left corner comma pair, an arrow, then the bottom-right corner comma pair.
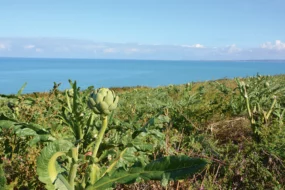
1,56 -> 285,62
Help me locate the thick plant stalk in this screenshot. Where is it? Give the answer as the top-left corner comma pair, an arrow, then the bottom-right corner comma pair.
75,123 -> 83,142
92,116 -> 108,159
242,86 -> 252,119
245,97 -> 254,124
87,88 -> 118,184
88,116 -> 108,185
265,97 -> 277,122
68,147 -> 79,190
68,164 -> 78,190
88,164 -> 101,185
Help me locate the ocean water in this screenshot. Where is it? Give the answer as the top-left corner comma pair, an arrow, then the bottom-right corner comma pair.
0,57 -> 285,94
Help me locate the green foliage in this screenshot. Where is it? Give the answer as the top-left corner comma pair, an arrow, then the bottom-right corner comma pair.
0,119 -> 55,148
0,164 -> 6,190
1,74 -> 285,189
57,80 -> 94,143
236,74 -> 285,141
36,140 -> 73,190
34,85 -> 207,190
16,82 -> 27,97
87,156 -> 207,190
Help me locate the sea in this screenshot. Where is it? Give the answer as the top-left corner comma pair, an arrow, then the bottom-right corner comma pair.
0,57 -> 285,94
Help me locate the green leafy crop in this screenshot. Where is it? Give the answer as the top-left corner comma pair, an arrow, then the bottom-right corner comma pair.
34,81 -> 207,190
1,75 -> 285,189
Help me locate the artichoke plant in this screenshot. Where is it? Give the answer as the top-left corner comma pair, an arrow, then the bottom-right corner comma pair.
87,88 -> 119,165
88,88 -> 119,116
66,88 -> 74,97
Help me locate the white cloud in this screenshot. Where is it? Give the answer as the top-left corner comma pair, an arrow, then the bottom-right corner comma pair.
193,44 -> 204,48
35,48 -> 43,52
0,43 -> 6,49
261,40 -> 285,50
55,46 -> 69,52
71,44 -> 106,51
24,45 -> 36,49
23,44 -> 43,52
0,42 -> 11,51
181,44 -> 204,48
275,40 -> 285,50
125,48 -> 139,53
1,37 -> 285,59
103,48 -> 117,53
227,44 -> 241,53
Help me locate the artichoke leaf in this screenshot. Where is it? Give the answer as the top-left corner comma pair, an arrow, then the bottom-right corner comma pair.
87,155 -> 207,190
37,140 -> 73,190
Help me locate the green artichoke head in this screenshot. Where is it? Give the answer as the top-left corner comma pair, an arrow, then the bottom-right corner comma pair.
88,88 -> 119,116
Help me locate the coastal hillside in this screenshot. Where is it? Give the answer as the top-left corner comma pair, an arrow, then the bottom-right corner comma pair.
0,74 -> 285,189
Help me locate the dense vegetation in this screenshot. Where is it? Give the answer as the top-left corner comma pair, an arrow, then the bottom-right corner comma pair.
0,74 -> 285,190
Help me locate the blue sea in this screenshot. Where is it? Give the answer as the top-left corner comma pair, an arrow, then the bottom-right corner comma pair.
0,57 -> 285,94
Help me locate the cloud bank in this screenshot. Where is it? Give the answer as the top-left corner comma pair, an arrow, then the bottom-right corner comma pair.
261,40 -> 285,50
0,38 -> 284,60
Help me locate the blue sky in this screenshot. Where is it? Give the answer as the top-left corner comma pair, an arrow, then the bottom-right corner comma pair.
0,0 -> 285,60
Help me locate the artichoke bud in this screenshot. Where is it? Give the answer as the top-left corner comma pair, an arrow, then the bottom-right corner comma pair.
253,105 -> 257,113
271,95 -> 277,100
66,89 -> 74,97
265,82 -> 270,87
240,81 -> 245,87
88,88 -> 119,116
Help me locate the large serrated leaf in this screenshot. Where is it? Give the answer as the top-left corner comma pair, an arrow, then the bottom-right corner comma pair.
54,174 -> 73,190
0,120 -> 55,146
28,135 -> 41,147
0,114 -> 18,122
131,138 -> 153,151
20,123 -> 50,134
0,120 -> 23,134
37,140 -> 73,190
142,155 -> 207,181
87,168 -> 141,190
87,155 -> 207,190
0,120 -> 16,129
15,128 -> 37,137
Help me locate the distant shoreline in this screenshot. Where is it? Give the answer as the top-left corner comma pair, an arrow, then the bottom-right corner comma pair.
1,74 -> 285,96
0,56 -> 285,62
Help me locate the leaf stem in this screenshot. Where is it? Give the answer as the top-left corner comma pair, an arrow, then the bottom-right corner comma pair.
92,116 -> 108,160
265,97 -> 277,122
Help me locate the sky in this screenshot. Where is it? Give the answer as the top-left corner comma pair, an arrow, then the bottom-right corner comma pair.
0,0 -> 285,60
